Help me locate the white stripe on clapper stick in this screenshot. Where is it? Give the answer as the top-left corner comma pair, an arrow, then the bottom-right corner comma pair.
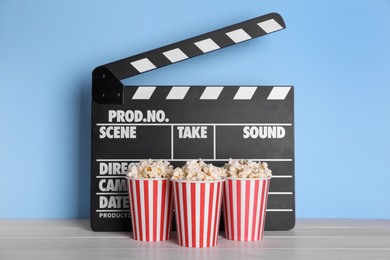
163,48 -> 189,63
194,38 -> 220,53
267,87 -> 291,100
233,87 -> 257,100
130,58 -> 156,73
132,86 -> 156,100
200,87 -> 224,100
257,19 -> 283,34
166,87 -> 190,100
226,29 -> 252,43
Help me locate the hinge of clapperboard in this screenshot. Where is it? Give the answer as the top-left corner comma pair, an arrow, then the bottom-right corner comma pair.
92,13 -> 286,104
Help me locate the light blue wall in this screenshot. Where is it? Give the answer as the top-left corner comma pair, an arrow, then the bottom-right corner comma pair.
1,0 -> 389,219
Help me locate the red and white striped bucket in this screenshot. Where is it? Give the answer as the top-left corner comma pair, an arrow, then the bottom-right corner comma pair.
172,180 -> 224,248
222,178 -> 271,241
126,177 -> 173,241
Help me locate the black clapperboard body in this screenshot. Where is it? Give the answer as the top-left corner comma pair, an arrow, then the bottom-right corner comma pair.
91,13 -> 295,232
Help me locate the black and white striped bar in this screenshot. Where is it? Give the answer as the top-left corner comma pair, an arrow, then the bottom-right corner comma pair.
99,13 -> 285,80
131,86 -> 291,100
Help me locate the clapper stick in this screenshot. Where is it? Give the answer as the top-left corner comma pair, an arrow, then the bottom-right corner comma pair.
91,13 -> 294,232
92,13 -> 285,104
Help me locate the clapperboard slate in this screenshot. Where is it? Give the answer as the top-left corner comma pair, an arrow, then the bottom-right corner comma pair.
91,13 -> 295,231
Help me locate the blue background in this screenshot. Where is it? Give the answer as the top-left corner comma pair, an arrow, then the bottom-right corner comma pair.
1,1 -> 389,219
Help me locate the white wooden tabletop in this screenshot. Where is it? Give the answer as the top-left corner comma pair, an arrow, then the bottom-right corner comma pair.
1,219 -> 389,260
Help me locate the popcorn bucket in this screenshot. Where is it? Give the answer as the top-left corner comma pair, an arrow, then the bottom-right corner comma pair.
222,178 -> 271,241
126,177 -> 173,241
172,179 -> 224,248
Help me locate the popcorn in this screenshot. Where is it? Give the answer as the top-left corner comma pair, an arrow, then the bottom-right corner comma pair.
224,159 -> 272,179
126,159 -> 174,179
171,159 -> 226,181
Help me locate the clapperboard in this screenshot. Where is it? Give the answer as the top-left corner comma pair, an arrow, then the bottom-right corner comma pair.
91,13 -> 295,232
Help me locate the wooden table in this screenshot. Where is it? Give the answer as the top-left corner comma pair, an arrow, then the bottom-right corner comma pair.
1,219 -> 389,259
